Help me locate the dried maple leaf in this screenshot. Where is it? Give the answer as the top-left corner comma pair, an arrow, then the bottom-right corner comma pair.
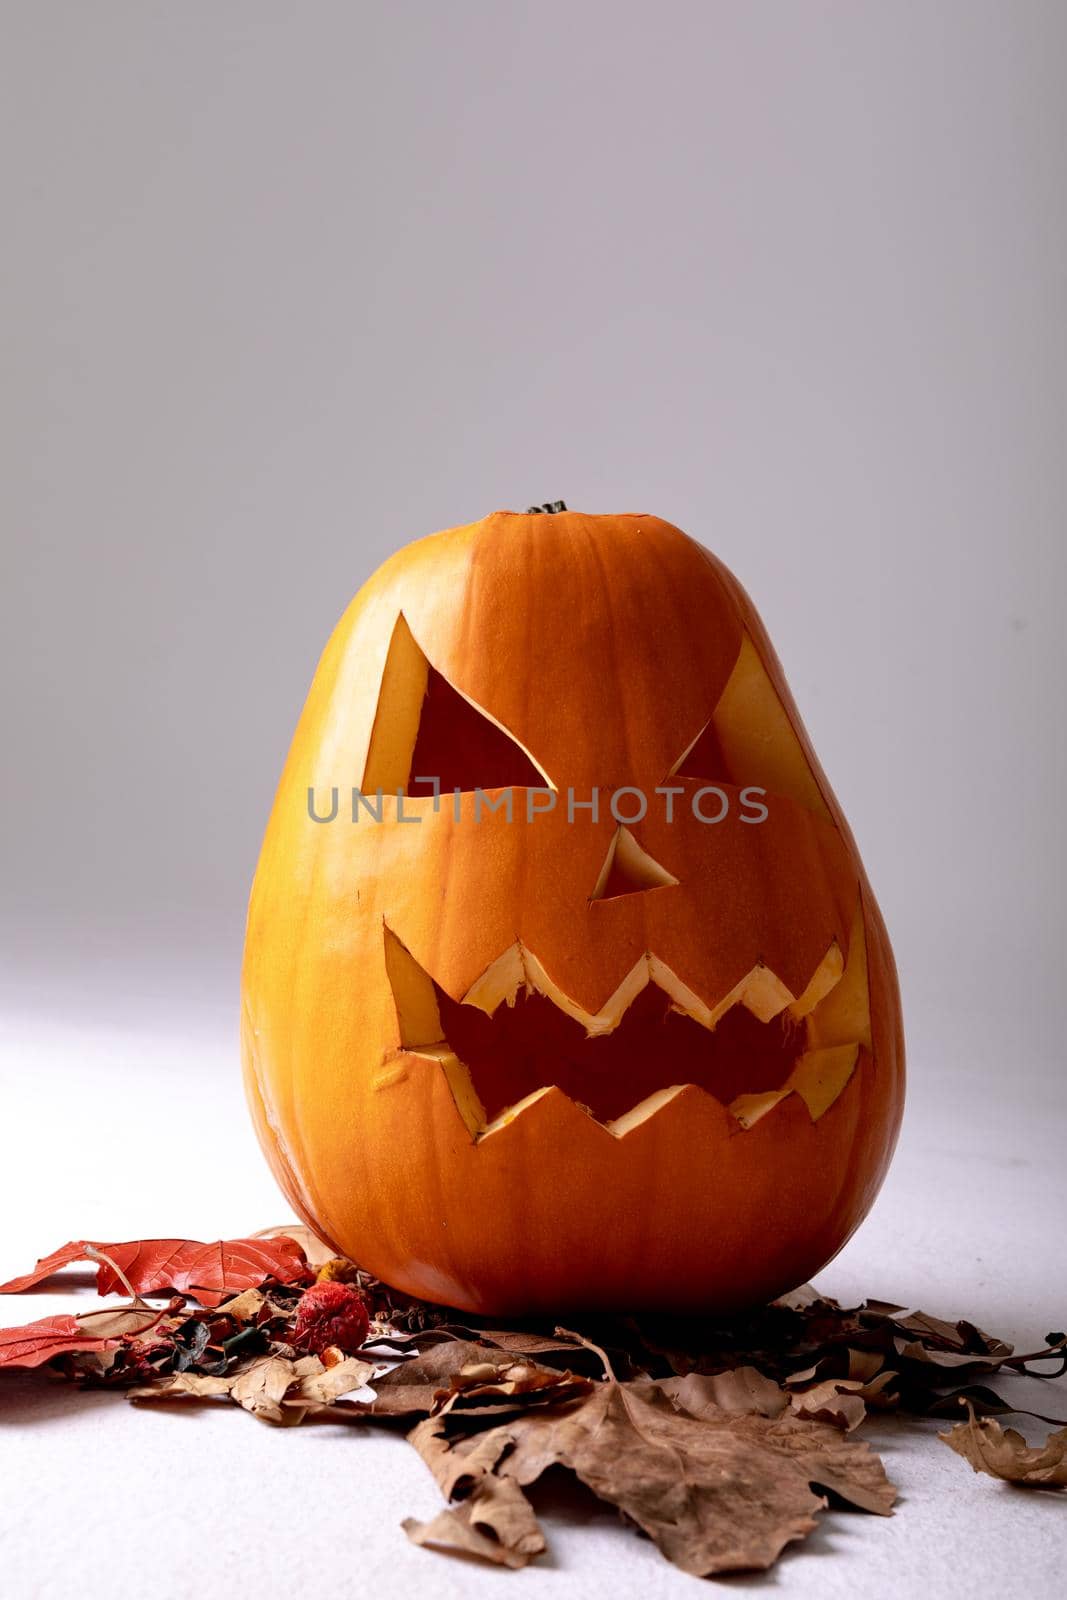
408,1377 -> 894,1577
0,1237 -> 308,1306
940,1406 -> 1067,1487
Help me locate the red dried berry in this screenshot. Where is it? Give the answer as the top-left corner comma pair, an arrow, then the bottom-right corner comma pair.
291,1280 -> 370,1355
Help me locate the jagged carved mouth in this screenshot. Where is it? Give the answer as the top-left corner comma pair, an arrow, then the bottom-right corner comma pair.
381,918 -> 870,1140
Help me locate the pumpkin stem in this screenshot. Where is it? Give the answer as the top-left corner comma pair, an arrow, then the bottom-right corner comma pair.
525,501 -> 567,514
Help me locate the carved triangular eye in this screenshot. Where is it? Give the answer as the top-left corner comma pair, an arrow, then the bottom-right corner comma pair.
408,664 -> 546,795
670,717 -> 731,784
668,632 -> 831,819
363,614 -> 550,795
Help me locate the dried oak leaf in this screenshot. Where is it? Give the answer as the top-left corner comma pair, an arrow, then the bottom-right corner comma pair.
940,1406 -> 1067,1487
129,1351 -> 376,1424
0,1237 -> 308,1306
409,1378 -> 894,1577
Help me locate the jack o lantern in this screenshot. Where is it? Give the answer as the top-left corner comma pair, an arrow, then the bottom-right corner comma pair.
242,507 -> 904,1314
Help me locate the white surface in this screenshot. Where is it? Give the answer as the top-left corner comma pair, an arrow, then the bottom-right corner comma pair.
1,998 -> 1064,1600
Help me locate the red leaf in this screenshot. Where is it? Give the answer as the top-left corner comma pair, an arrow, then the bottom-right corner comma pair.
0,1236 -> 308,1307
0,1313 -> 116,1369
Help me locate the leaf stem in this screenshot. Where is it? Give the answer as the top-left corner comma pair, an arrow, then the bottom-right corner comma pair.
85,1245 -> 147,1307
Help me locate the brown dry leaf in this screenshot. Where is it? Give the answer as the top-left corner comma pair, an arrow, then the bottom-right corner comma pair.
655,1364 -> 885,1433
408,1379 -> 894,1577
290,1353 -> 376,1406
789,1379 -> 873,1432
215,1356 -> 301,1423
405,1419 -> 547,1568
655,1365 -> 790,1419
213,1288 -> 267,1322
940,1406 -> 1067,1487
132,1371 -> 235,1401
366,1341 -> 519,1418
403,1477 -> 546,1569
130,1351 -> 375,1424
365,1341 -> 582,1420
440,1360 -> 593,1420
627,1290 -> 1063,1410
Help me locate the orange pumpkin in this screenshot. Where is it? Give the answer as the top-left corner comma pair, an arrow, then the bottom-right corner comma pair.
241,507 -> 904,1314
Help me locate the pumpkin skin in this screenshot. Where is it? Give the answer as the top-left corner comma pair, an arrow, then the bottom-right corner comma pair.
241,509 -> 904,1315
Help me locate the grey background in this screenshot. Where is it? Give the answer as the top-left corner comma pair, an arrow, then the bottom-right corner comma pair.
2,0 -> 1064,1069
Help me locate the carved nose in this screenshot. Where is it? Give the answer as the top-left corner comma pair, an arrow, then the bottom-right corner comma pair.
589,826 -> 679,902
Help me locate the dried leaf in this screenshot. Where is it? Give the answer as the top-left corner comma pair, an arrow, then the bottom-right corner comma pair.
73,1303 -> 170,1341
625,1293 -> 1066,1419
213,1288 -> 267,1322
254,1224 -> 338,1269
129,1350 -> 375,1423
404,1419 -> 547,1567
438,1360 -> 593,1421
131,1370 -> 234,1401
366,1341 -> 529,1419
789,1379 -> 871,1432
409,1379 -> 894,1577
0,1237 -> 308,1306
656,1365 -> 790,1419
0,1313 -> 116,1370
403,1476 -> 546,1569
229,1356 -> 307,1422
940,1407 -> 1067,1487
290,1353 -> 376,1406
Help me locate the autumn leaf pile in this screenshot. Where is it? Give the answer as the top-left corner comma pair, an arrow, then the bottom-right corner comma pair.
2,1227 -> 1064,1577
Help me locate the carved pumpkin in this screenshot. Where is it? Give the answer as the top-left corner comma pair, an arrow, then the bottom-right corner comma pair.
242,507 -> 904,1314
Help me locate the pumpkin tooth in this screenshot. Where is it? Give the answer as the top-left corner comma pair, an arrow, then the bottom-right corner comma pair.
383,924 -> 446,1048
605,1085 -> 692,1136
414,1040 -> 863,1142
455,944 -> 812,1035
730,1043 -> 860,1128
804,905 -> 872,1052
787,938 -> 845,1020
396,925 -> 857,1044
